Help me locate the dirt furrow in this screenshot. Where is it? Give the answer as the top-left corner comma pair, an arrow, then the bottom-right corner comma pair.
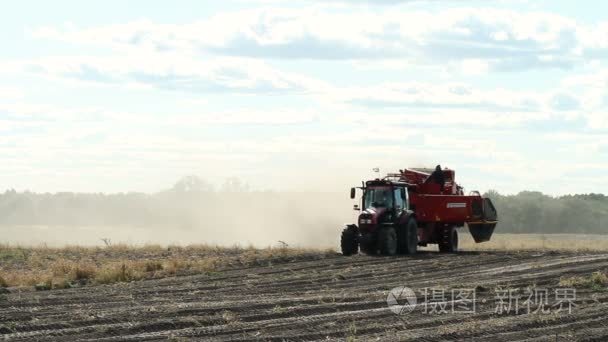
1,251 -> 607,341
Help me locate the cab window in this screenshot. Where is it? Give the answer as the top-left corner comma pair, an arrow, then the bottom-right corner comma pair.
394,188 -> 404,210
364,188 -> 393,209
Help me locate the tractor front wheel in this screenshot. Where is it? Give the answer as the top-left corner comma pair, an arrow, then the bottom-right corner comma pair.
439,226 -> 458,253
341,225 -> 359,256
359,233 -> 376,255
379,227 -> 397,256
399,218 -> 418,255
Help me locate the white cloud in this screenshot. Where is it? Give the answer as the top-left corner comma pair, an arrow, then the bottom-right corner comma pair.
586,111 -> 608,130
458,59 -> 490,76
0,100 -> 319,127
0,86 -> 23,99
323,82 -> 580,128
31,7 -> 607,71
181,109 -> 319,125
10,54 -> 329,95
2,3 -> 606,194
330,82 -> 545,112
109,108 -> 320,126
1,59 -> 599,131
1,94 -> 605,193
559,69 -> 608,128
0,102 -> 104,122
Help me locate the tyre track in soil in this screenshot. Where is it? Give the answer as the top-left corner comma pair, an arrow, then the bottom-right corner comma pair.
1,251 -> 608,341
1,255 -> 604,340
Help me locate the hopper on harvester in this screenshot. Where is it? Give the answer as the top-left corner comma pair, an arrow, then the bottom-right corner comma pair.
340,167 -> 497,256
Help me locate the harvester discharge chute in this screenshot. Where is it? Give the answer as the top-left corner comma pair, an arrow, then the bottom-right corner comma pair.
468,197 -> 498,243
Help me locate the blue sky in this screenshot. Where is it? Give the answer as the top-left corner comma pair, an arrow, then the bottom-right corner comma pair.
1,0 -> 607,195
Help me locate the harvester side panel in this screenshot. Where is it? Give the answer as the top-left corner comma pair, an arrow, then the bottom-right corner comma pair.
412,194 -> 497,243
413,195 -> 483,224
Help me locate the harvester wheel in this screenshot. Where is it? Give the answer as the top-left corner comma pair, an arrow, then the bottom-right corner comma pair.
341,225 -> 359,256
439,226 -> 458,253
379,227 -> 397,256
400,218 -> 418,255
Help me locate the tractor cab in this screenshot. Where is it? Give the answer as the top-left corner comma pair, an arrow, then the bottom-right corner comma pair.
351,179 -> 409,230
362,185 -> 409,211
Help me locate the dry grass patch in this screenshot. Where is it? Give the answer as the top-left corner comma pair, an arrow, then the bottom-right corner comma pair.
459,233 -> 608,252
559,271 -> 608,291
95,262 -> 144,284
221,310 -> 240,324
0,243 -> 336,289
0,275 -> 7,288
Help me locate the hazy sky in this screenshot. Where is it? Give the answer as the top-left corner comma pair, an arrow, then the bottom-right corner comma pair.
1,0 -> 607,195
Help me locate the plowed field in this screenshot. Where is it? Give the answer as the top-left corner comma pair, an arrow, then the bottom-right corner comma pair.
2,250 -> 608,341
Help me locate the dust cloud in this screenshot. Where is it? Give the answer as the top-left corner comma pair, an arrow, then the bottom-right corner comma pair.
0,179 -> 361,249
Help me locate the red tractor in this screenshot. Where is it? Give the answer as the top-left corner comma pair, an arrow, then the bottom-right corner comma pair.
341,167 -> 498,255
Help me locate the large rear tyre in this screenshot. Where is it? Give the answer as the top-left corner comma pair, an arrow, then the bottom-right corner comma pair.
439,226 -> 458,253
379,227 -> 397,256
359,233 -> 376,255
341,225 -> 359,256
399,218 -> 418,255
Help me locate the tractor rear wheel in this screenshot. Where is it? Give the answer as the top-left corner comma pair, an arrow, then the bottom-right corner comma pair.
399,218 -> 418,255
379,227 -> 397,256
439,226 -> 458,253
341,225 -> 359,256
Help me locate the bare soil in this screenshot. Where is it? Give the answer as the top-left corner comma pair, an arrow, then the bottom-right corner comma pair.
1,250 -> 608,341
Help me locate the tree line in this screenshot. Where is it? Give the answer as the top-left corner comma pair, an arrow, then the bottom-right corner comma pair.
484,190 -> 607,234
0,176 -> 607,234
